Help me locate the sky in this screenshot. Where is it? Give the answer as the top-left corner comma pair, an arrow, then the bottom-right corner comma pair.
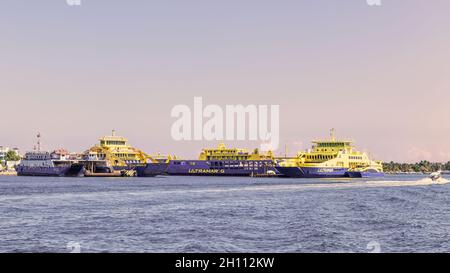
1,0 -> 450,162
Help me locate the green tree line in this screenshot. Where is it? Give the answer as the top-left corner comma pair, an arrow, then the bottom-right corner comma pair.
383,161 -> 450,173
3,151 -> 21,162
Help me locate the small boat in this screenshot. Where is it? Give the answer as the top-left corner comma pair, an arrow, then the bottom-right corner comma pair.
85,130 -> 151,171
430,171 -> 442,182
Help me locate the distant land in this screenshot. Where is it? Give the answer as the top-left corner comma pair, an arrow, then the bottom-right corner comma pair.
383,161 -> 450,174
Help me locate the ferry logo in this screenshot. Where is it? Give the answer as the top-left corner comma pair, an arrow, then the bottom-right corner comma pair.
317,168 -> 335,173
171,97 -> 280,151
366,0 -> 381,6
188,169 -> 225,174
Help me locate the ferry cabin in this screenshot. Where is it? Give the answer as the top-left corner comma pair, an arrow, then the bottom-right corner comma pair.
198,143 -> 273,161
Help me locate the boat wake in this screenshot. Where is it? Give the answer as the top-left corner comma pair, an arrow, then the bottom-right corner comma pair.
242,178 -> 450,192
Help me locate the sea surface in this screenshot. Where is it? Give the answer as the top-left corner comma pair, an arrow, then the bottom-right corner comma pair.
0,174 -> 449,253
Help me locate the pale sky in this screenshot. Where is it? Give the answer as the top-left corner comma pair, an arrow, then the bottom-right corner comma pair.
1,0 -> 450,163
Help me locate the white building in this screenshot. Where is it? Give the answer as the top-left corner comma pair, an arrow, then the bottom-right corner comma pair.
0,146 -> 8,162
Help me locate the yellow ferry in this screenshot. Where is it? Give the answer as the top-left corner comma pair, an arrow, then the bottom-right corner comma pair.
276,129 -> 383,178
84,130 -> 152,170
164,143 -> 277,176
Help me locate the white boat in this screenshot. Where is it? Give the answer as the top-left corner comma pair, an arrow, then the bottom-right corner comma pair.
430,171 -> 442,182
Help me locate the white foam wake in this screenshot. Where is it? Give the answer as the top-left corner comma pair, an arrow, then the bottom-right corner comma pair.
245,178 -> 450,192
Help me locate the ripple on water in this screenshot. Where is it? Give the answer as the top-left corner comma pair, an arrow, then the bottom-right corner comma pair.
1,175 -> 450,252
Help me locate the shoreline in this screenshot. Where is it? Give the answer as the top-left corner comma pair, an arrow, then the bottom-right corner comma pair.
0,171 -> 17,176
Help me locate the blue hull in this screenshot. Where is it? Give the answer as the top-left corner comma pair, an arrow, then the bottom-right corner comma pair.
276,166 -> 384,178
16,164 -> 85,177
165,160 -> 277,176
276,166 -> 349,178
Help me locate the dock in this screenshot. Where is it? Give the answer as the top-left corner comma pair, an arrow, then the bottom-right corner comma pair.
0,171 -> 17,176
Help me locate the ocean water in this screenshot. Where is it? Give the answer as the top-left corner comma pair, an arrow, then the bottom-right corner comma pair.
0,175 -> 449,253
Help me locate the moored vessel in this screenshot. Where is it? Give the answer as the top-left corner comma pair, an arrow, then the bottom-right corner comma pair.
430,171 -> 443,182
84,130 -> 148,170
276,129 -> 384,178
16,134 -> 84,177
82,131 -> 166,177
158,143 -> 277,177
16,151 -> 85,177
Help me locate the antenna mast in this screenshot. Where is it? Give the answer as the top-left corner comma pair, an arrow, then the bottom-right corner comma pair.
37,132 -> 41,151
